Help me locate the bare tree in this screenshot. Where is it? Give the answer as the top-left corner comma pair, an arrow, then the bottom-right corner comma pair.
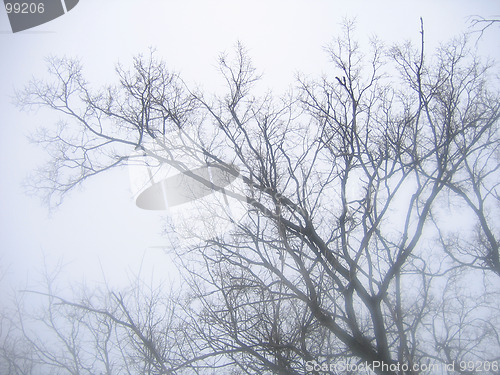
11,21 -> 500,374
468,15 -> 500,40
2,267 -> 207,375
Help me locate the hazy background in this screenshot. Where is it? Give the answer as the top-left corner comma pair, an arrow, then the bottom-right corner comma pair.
1,0 -> 499,299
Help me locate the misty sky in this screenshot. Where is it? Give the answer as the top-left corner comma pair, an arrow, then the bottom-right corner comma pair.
1,0 -> 499,300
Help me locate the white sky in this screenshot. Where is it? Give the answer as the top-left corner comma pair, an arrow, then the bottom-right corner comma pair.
0,0 -> 499,298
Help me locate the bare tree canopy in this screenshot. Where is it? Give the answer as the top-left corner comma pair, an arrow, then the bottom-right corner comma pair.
468,15 -> 500,40
3,21 -> 500,375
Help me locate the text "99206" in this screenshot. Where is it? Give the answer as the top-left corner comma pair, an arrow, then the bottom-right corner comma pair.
5,2 -> 45,14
